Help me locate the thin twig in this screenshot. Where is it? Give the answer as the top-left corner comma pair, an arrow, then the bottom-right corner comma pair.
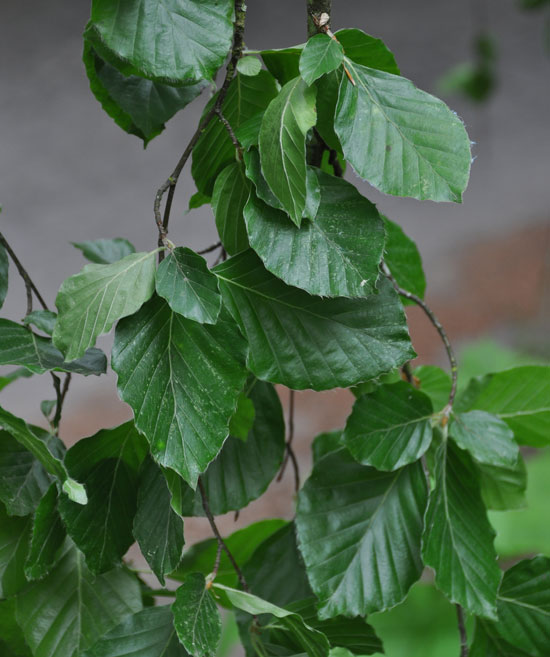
51,372 -> 72,433
198,477 -> 249,591
277,390 -> 300,491
215,107 -> 242,159
328,149 -> 344,178
212,541 -> 223,580
198,241 -> 222,255
456,604 -> 469,657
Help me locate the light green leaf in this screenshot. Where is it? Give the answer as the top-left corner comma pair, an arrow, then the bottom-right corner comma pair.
296,448 -> 427,618
156,247 -> 221,325
22,310 -> 57,336
237,56 -> 262,76
335,29 -> 400,74
259,77 -> 317,226
0,368 -> 33,393
53,250 -> 157,360
16,541 -> 142,657
383,216 -> 426,303
261,47 -> 302,85
88,0 -> 234,84
343,381 -> 434,471
0,505 -> 30,598
228,392 -> 256,441
215,250 -> 415,391
72,237 -> 136,264
188,192 -> 210,211
24,484 -> 66,580
112,295 -> 248,488
422,440 -> 501,619
192,72 -> 279,196
477,454 -> 527,511
0,242 -> 8,310
133,458 -> 184,586
83,606 -> 186,657
450,410 -> 519,467
211,163 -> 251,256
299,34 -> 344,86
459,366 -> 550,446
0,319 -> 107,376
335,60 -> 471,202
58,422 -> 147,573
414,365 -> 451,411
213,584 -> 330,657
244,170 -> 385,297
172,573 -> 221,657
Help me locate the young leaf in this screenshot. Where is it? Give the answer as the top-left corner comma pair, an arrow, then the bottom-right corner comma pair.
57,422 -> 147,573
112,296 -> 248,489
422,440 -> 501,619
22,310 -> 57,336
382,216 -> 426,303
335,60 -> 471,202
335,29 -> 400,74
295,448 -> 428,618
299,34 -> 344,85
450,410 -> 519,467
72,237 -> 136,264
0,242 -> 8,310
83,606 -> 187,657
24,484 -> 66,581
259,77 -> 317,226
172,573 -> 221,657
0,505 -> 31,598
244,170 -> 385,297
155,247 -> 222,324
133,458 -> 184,586
237,56 -> 262,76
53,250 -> 157,361
477,454 -> 527,511
16,542 -> 142,657
215,250 -> 415,391
343,381 -> 434,471
88,0 -> 234,84
211,163 -> 251,256
261,47 -> 302,85
414,365 -> 452,411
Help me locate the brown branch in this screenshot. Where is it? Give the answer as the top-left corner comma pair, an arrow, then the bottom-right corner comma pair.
50,372 -> 72,433
198,241 -> 222,255
215,107 -> 243,159
456,604 -> 469,657
277,390 -> 300,491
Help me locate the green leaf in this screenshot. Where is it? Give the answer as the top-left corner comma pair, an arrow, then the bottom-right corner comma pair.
228,392 -> 256,441
168,380 -> 285,516
299,34 -> 344,85
72,237 -> 136,264
155,247 -> 222,325
414,365 -> 451,412
421,439 -> 501,619
450,410 -> 519,467
0,429 -> 51,516
112,295 -> 248,488
259,77 -> 317,226
261,47 -> 302,85
211,163 -> 251,256
335,60 -> 471,202
215,250 -> 415,391
315,70 -> 343,152
459,366 -> 550,446
83,606 -> 187,657
242,147 -> 284,211
172,573 -> 221,657
312,430 -> 343,464
0,599 -> 31,657
234,113 -> 264,149
213,584 -> 330,657
22,310 -> 57,336
244,170 -> 385,297
83,42 -> 205,144
296,448 -> 427,617
24,484 -> 66,580
335,29 -> 400,74
53,250 -> 157,361
0,505 -> 30,598
0,242 -> 9,310
0,319 -> 107,376
470,618 -> 532,657
133,458 -> 184,586
16,541 -> 142,657
88,0 -> 234,84
477,454 -> 528,511
383,216 -> 426,302
343,381 -> 434,471
0,368 -> 33,393
57,422 -> 147,573
237,56 -> 262,77
188,192 -> 210,211
192,72 -> 279,196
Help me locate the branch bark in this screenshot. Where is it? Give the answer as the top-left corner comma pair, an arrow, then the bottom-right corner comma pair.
307,0 -> 333,37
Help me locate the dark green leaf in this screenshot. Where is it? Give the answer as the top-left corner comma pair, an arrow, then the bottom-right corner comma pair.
343,381 -> 434,471
422,440 -> 501,619
0,368 -> 33,393
234,113 -> 264,149
450,410 -> 519,467
192,72 -> 278,196
83,606 -> 187,657
172,573 -> 221,657
133,458 -> 184,586
112,296 -> 248,488
259,77 -> 317,226
237,56 -> 262,76
211,163 -> 251,256
53,250 -> 157,360
470,618 -> 532,657
22,311 -> 57,336
0,242 -> 8,310
383,216 -> 426,302
0,599 -> 31,657
335,60 -> 471,202
88,0 -> 234,84
215,250 -> 415,391
156,247 -> 222,324
312,430 -> 343,464
188,192 -> 210,211
24,484 -> 66,580
0,319 -> 107,376
296,448 -> 428,617
228,391 -> 256,441
0,504 -> 30,597
72,237 -> 136,264
242,147 -> 284,211
261,47 -> 302,85
58,422 -> 147,573
414,365 -> 451,412
477,454 -> 527,511
16,541 -> 142,657
335,29 -> 400,74
299,34 -> 344,85
244,170 -> 385,297
315,70 -> 343,152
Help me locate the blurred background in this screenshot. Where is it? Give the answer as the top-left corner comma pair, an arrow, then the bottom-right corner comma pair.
1,1 -> 549,655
